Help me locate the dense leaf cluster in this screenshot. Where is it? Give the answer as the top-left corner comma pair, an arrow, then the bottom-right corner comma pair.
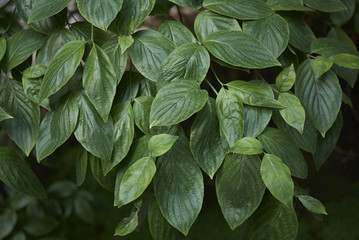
0,0 -> 358,239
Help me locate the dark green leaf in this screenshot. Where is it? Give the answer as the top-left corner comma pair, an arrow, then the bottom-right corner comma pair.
0,209 -> 17,239
298,195 -> 327,215
28,0 -> 71,23
311,37 -> 359,58
23,217 -> 59,236
332,53 -> 359,69
0,37 -> 6,61
89,154 -> 116,191
102,37 -> 127,84
76,148 -> 88,186
303,0 -> 346,12
0,107 -> 12,122
115,204 -> 140,236
330,0 -> 356,26
158,21 -> 196,47
169,0 -> 203,9
74,198 -> 95,224
148,134 -> 178,157
278,92 -> 305,133
267,0 -> 310,11
229,137 -> 263,155
216,154 -> 265,229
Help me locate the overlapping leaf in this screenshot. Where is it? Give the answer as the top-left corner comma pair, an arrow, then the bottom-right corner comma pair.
28,0 -> 71,23
303,0 -> 346,12
278,92 -> 305,133
158,21 -> 196,47
169,0 -> 203,9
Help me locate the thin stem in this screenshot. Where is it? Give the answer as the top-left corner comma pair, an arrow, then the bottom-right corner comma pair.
210,65 -> 224,86
176,5 -> 184,24
205,79 -> 218,95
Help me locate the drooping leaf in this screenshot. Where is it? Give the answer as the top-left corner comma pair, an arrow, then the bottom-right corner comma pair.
0,147 -> 47,199
36,94 -> 79,161
229,137 -> 263,155
243,14 -> 289,57
83,43 -> 117,122
295,60 -> 342,136
115,202 -> 141,236
0,79 -> 40,156
303,0 -> 346,12
158,21 -> 196,47
77,0 -> 123,30
298,195 -> 327,215
216,154 -> 265,229
190,98 -> 226,178
313,56 -> 334,79
76,148 -> 88,186
102,37 -> 127,84
74,93 -> 114,161
130,30 -> 175,81
258,128 -> 308,179
150,80 -> 208,127
216,88 -> 244,147
276,64 -> 296,92
154,137 -> 204,235
278,92 -> 305,133
204,30 -> 280,69
169,0 -> 203,9
156,43 -> 210,89
39,40 -> 86,101
28,0 -> 71,23
260,154 -> 294,208
0,37 -> 6,61
89,154 -> 116,191
194,10 -> 241,43
203,0 -> 273,20
0,209 -> 17,239
330,0 -> 356,26
148,134 -> 178,157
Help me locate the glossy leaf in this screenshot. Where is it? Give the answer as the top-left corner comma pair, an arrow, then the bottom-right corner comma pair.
118,35 -> 134,54
298,195 -> 327,215
169,0 -> 202,9
0,107 -> 12,122
0,36 -> 6,61
313,56 -> 334,79
0,147 -> 47,199
83,44 -> 117,122
267,0 -> 310,11
148,134 -> 178,157
203,0 -> 273,20
150,80 -> 208,127
303,0 -> 346,12
311,37 -> 359,58
28,0 -> 71,23
216,154 -> 265,229
77,0 -> 123,30
276,64 -> 296,92
204,30 -> 280,69
102,37 -> 127,83
156,43 -> 210,89
229,137 -> 263,155
158,21 -> 196,47
278,92 -> 305,133
39,41 -> 86,101
190,98 -> 226,178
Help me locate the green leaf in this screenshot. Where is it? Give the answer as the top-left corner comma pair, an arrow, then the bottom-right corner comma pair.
39,40 -> 86,101
169,0 -> 203,9
115,203 -> 141,236
118,35 -> 134,54
23,65 -> 47,79
102,101 -> 134,174
150,80 -> 208,127
216,88 -> 244,147
226,80 -> 284,109
77,0 -> 123,30
278,92 -> 305,133
243,14 -> 289,58
204,30 -> 280,69
333,65 -> 357,88
0,209 -> 17,239
133,96 -> 163,135
74,93 -> 114,161
258,128 -> 308,179
330,0 -> 356,26
130,30 -> 175,81
298,195 -> 327,215
5,29 -> 45,70
0,147 -> 47,199
102,37 -> 127,84
154,137 -> 204,235
28,0 -> 71,23
267,0 -> 310,11
76,148 -> 88,186
148,134 -> 178,157
190,98 -> 226,178
251,195 -> 298,240
0,107 -> 12,122
303,0 -> 346,12
0,37 -> 6,61
295,60 -> 342,136
89,154 -> 116,191
194,10 -> 241,43
36,94 -> 79,161
332,53 -> 359,69
158,21 -> 196,47
260,154 -> 294,208
74,197 -> 95,224
276,64 -> 296,92
216,154 -> 265,229
311,37 -> 359,58
83,44 -> 117,122
229,137 -> 263,155
23,217 -> 59,236
0,79 -> 40,156
156,43 -> 210,89
118,157 -> 156,207
22,73 -> 51,110
313,56 -> 334,79
203,0 -> 273,20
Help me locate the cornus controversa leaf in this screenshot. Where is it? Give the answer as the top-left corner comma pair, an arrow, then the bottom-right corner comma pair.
130,30 -> 175,81
28,0 -> 71,23
169,0 -> 203,9
243,14 -> 289,58
204,30 -> 280,69
278,92 -> 305,133
115,201 -> 142,236
102,37 -> 127,83
117,157 -> 156,207
0,209 -> 17,239
216,154 -> 265,230
156,43 -> 210,89
118,35 -> 134,55
266,0 -> 310,11
226,81 -> 285,109
250,195 -> 298,240
74,93 -> 114,161
0,107 -> 12,122
0,79 -> 40,156
229,137 -> 263,155
154,137 -> 204,235
203,0 -> 273,20
194,10 -> 241,43
295,60 -> 342,136
5,29 -> 45,70
258,128 -> 308,179
311,37 -> 359,58
39,40 -> 86,102
313,56 -> 334,79
216,88 -> 244,147
148,134 -> 178,157
0,147 -> 47,199
89,154 -> 116,191
190,98 -> 226,178
150,80 -> 208,127
76,148 -> 88,186
276,64 -> 296,92
260,154 -> 294,208
330,0 -> 356,26
0,37 -> 6,61
83,43 -> 117,122
332,53 -> 359,69
303,0 -> 346,12
23,217 -> 59,236
158,21 -> 196,47
298,195 -> 327,215
36,94 -> 79,162
77,0 -> 123,30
